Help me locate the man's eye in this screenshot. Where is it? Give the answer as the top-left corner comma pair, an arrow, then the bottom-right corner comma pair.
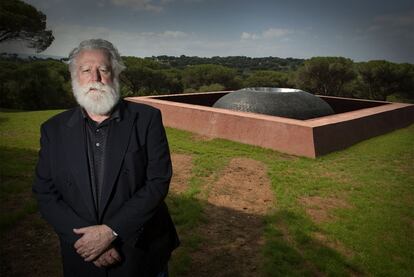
82,69 -> 91,73
100,69 -> 110,73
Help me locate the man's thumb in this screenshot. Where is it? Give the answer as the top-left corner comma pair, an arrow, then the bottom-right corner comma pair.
73,228 -> 84,234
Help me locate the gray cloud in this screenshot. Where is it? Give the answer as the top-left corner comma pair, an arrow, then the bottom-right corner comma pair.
241,28 -> 293,41
110,0 -> 165,12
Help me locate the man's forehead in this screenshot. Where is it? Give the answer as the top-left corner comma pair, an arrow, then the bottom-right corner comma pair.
79,64 -> 110,69
76,49 -> 111,65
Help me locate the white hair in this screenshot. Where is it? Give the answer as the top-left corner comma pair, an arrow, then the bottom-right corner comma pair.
68,38 -> 126,78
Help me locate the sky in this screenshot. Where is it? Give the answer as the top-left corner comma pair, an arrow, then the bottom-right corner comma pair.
2,0 -> 414,63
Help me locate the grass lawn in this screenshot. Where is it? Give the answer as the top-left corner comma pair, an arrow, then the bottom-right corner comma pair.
0,109 -> 413,276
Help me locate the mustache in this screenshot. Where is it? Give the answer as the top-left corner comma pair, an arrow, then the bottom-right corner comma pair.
79,82 -> 112,94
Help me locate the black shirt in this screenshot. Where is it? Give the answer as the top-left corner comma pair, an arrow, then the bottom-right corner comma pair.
82,106 -> 120,212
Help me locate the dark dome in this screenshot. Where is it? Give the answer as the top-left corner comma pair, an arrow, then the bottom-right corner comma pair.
213,87 -> 334,120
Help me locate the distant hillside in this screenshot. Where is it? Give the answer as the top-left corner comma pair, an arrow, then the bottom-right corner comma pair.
0,52 -> 65,61
152,55 -> 304,72
1,53 -> 303,71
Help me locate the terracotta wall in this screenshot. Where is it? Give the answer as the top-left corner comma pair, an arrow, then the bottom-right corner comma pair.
127,92 -> 414,158
311,103 -> 414,156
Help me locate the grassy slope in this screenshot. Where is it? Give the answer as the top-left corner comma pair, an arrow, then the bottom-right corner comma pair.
167,123 -> 414,276
261,126 -> 414,276
0,110 -> 413,276
0,110 -> 65,231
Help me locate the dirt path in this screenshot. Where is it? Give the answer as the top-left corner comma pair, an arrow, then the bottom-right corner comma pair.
188,158 -> 274,276
170,153 -> 193,194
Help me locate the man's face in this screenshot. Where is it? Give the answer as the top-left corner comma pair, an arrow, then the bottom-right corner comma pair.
71,49 -> 120,116
75,49 -> 113,87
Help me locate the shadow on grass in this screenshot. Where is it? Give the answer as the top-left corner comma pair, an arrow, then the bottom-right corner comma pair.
264,210 -> 363,276
0,116 -> 9,125
0,146 -> 362,276
0,146 -> 56,276
0,108 -> 26,113
168,192 -> 362,276
0,212 -> 62,277
1,192 -> 361,276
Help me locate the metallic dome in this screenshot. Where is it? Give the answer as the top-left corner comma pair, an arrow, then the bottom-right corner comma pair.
213,87 -> 335,120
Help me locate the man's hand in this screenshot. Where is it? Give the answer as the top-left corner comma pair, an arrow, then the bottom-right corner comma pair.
93,247 -> 122,268
73,225 -> 116,262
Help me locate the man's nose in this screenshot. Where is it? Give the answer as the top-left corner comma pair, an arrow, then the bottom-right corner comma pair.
91,69 -> 102,82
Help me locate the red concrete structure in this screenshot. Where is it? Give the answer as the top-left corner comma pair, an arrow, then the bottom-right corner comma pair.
127,92 -> 414,158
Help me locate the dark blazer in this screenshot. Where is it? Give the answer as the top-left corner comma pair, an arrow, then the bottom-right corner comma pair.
33,100 -> 179,277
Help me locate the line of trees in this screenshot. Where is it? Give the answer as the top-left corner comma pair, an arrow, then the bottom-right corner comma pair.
0,57 -> 74,110
296,57 -> 414,101
0,55 -> 413,110
154,55 -> 303,71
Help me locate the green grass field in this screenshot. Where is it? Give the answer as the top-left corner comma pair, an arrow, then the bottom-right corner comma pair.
1,109 -> 413,276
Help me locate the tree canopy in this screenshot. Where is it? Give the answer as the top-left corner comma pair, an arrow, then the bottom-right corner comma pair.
1,54 -> 413,110
120,56 -> 183,96
0,0 -> 54,52
295,57 -> 356,97
182,64 -> 240,91
355,61 -> 414,101
0,58 -> 75,110
244,70 -> 292,88
155,55 -> 303,71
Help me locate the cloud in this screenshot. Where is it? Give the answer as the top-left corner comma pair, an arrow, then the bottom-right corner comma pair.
262,28 -> 291,39
135,30 -> 189,39
360,10 -> 414,35
375,10 -> 414,27
110,0 -> 165,12
23,22 -> 300,58
161,31 -> 188,38
241,28 -> 292,41
241,32 -> 258,40
109,0 -> 203,12
351,10 -> 414,63
13,22 -> 293,59
23,23 -> 194,57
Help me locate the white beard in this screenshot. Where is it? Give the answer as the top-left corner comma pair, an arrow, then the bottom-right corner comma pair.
72,79 -> 120,115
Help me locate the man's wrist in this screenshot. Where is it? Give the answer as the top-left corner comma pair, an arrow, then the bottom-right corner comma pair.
102,224 -> 118,240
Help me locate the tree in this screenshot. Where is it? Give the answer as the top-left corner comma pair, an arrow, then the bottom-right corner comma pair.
0,0 -> 54,52
244,70 -> 292,88
120,56 -> 180,96
198,83 -> 225,92
394,63 -> 414,101
182,64 -> 239,91
161,68 -> 184,94
0,60 -> 19,107
355,61 -> 414,101
0,58 -> 74,110
295,57 -> 356,96
154,55 -> 304,71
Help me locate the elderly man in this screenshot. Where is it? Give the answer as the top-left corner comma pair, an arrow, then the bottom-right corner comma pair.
33,39 -> 179,277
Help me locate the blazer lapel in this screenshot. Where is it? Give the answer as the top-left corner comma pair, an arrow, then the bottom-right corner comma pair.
99,102 -> 137,218
64,108 -> 97,221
